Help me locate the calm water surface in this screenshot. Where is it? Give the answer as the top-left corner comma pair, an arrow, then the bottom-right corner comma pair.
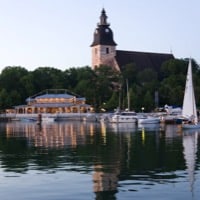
0,121 -> 199,200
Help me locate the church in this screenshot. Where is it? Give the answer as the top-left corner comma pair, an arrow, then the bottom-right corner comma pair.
91,8 -> 174,72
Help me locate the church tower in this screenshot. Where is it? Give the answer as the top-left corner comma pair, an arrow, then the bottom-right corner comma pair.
91,9 -> 119,71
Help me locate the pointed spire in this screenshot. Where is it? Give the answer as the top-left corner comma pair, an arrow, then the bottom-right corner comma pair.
91,8 -> 116,47
99,8 -> 109,26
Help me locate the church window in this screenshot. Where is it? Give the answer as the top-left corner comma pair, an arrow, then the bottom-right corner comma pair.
106,47 -> 109,54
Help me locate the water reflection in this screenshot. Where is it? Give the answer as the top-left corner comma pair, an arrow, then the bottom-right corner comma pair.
0,121 -> 199,199
182,129 -> 198,194
137,123 -> 161,132
5,121 -> 100,148
105,122 -> 137,133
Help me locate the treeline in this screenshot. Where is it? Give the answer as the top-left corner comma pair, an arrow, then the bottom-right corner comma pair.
0,58 -> 199,112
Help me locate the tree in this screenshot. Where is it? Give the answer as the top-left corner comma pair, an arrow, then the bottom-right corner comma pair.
104,91 -> 119,111
94,65 -> 121,111
142,91 -> 154,112
0,66 -> 29,107
31,67 -> 64,91
0,66 -> 28,91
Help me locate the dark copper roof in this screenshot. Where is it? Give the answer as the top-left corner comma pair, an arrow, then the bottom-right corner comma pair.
91,9 -> 117,47
116,50 -> 174,71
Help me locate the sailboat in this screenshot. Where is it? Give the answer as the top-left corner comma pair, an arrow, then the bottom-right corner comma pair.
108,79 -> 137,123
182,59 -> 200,129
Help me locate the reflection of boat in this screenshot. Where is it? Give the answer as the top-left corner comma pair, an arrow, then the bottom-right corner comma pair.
137,115 -> 160,124
182,59 -> 200,129
161,114 -> 183,124
107,122 -> 137,133
182,130 -> 198,193
20,118 -> 36,122
137,123 -> 160,131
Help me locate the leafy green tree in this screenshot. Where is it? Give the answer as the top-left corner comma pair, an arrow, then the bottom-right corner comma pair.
0,57 -> 199,112
31,67 -> 64,91
0,66 -> 28,91
142,91 -> 154,112
94,65 -> 121,111
0,89 -> 9,109
121,63 -> 138,85
63,67 -> 80,90
104,91 -> 119,111
0,66 -> 29,107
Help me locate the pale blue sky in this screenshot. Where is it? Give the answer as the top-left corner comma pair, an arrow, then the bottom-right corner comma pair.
0,0 -> 199,71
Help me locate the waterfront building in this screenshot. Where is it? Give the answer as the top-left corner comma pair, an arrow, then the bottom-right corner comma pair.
6,89 -> 93,114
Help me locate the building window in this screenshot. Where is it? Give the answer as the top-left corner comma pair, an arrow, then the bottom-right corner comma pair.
106,47 -> 109,54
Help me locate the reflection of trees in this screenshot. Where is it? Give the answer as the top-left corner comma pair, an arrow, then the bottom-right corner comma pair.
0,136 -> 30,173
0,122 -> 196,191
118,128 -> 186,182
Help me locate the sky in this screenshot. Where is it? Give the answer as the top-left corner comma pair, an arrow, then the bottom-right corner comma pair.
0,0 -> 200,72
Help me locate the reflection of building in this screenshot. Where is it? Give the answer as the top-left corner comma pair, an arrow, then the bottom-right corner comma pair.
5,121 -> 99,148
93,164 -> 119,192
6,89 -> 93,114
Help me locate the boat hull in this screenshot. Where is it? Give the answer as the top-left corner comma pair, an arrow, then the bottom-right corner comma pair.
109,116 -> 137,123
182,123 -> 200,129
137,115 -> 160,124
109,111 -> 137,123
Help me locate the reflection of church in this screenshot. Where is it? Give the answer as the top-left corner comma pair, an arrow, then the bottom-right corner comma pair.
91,9 -> 174,72
93,164 -> 119,193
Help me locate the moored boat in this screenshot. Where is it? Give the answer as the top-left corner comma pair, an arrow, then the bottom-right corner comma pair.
137,115 -> 160,124
42,116 -> 57,122
109,111 -> 137,123
182,59 -> 200,129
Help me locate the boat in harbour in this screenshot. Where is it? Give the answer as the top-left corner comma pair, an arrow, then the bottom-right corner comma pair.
42,116 -> 57,122
108,79 -> 138,123
108,110 -> 137,123
182,59 -> 200,129
36,113 -> 58,124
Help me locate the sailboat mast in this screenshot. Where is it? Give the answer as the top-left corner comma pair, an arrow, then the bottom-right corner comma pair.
126,79 -> 130,111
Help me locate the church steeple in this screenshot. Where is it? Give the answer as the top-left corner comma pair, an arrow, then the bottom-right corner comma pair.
99,8 -> 108,25
91,8 -> 117,47
91,9 -> 119,71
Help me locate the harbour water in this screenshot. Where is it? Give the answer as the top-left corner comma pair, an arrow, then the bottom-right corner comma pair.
0,121 -> 200,200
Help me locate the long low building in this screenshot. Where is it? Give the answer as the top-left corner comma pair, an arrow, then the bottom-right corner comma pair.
6,89 -> 94,114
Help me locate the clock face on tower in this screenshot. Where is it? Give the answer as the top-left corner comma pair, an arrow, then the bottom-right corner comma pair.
95,29 -> 98,34
105,28 -> 109,33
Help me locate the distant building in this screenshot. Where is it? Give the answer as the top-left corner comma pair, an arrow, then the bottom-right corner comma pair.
7,89 -> 93,114
91,8 -> 174,72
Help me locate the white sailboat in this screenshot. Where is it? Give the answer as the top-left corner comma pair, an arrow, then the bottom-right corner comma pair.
182,59 -> 200,129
